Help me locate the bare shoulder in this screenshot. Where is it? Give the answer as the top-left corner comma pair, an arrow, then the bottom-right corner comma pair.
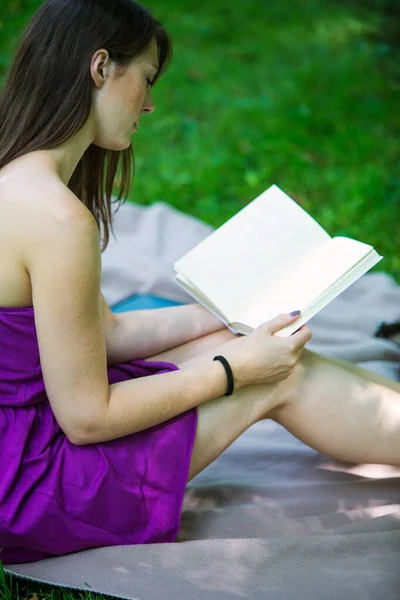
0,165 -> 93,225
0,163 -> 97,261
0,160 -> 98,306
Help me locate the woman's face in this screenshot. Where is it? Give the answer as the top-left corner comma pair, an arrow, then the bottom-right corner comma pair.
91,38 -> 159,150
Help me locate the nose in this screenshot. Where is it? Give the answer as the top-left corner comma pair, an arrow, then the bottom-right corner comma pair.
142,89 -> 155,115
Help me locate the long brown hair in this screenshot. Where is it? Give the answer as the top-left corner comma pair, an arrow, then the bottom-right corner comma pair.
0,0 -> 172,251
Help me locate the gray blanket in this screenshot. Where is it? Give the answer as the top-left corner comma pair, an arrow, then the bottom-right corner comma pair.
5,201 -> 400,599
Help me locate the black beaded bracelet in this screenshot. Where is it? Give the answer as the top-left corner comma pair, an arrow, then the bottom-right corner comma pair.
213,355 -> 234,396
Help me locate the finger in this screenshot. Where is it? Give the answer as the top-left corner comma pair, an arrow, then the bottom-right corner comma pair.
266,312 -> 301,335
290,325 -> 312,349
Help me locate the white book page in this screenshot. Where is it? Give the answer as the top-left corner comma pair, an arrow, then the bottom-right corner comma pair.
173,274 -> 228,323
173,275 -> 238,334
232,249 -> 382,336
174,185 -> 330,323
236,237 -> 375,329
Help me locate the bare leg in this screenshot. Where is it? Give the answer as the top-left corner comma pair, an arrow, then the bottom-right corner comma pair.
271,349 -> 400,466
184,365 -> 280,482
148,329 -> 279,481
147,331 -> 400,481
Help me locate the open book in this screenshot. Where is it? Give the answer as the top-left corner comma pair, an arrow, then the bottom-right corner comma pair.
173,185 -> 383,337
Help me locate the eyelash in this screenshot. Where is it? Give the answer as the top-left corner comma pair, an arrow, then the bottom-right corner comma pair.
146,78 -> 154,89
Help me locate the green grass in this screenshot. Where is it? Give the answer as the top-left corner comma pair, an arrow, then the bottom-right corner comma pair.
135,0 -> 400,279
1,0 -> 399,281
0,0 -> 399,598
0,561 -> 110,600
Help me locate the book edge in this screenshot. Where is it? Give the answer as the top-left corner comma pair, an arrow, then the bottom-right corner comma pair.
231,250 -> 383,337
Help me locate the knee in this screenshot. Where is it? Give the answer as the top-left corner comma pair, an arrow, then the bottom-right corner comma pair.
299,347 -> 320,367
269,347 -> 319,417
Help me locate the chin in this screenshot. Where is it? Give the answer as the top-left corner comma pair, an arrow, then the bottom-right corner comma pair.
92,136 -> 132,151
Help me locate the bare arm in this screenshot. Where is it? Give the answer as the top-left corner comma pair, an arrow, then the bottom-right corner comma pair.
103,300 -> 225,365
26,187 -> 228,446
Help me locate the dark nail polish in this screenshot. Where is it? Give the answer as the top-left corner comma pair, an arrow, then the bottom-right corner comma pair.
289,310 -> 301,316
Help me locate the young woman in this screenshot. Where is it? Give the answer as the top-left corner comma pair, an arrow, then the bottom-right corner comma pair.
0,0 -> 399,566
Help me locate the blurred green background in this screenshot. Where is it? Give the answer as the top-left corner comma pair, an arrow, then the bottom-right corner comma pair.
0,0 -> 399,286
0,1 -> 399,597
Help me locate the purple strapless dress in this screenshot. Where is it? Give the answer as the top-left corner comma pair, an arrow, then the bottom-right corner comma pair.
0,305 -> 198,565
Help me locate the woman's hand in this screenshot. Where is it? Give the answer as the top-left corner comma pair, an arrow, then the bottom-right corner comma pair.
222,313 -> 312,389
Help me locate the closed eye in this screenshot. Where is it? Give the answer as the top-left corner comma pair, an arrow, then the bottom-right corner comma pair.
146,77 -> 154,89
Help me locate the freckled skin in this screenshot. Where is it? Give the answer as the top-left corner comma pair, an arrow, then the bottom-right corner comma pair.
90,38 -> 158,151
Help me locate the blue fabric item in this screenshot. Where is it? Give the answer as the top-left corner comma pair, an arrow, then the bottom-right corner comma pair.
111,294 -> 182,313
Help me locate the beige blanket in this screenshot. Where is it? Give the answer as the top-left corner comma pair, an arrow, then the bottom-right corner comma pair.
5,201 -> 400,599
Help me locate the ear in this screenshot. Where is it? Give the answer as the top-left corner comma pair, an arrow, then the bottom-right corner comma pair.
90,49 -> 112,89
